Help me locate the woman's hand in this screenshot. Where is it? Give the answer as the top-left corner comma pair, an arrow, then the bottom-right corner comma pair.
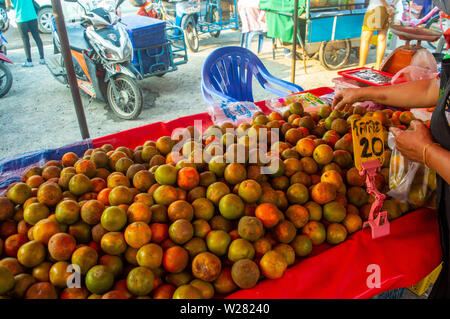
389,120 -> 434,163
332,88 -> 364,110
386,5 -> 396,17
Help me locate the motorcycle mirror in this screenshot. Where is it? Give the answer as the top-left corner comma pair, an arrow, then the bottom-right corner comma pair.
115,0 -> 125,9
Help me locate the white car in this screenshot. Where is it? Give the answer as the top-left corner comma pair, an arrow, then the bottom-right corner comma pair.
35,0 -> 80,33
35,0 -> 137,33
35,0 -> 53,33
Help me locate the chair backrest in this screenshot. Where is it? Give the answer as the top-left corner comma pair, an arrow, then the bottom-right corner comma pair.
201,46 -> 266,104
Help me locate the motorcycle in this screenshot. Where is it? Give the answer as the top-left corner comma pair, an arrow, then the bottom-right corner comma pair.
132,0 -> 163,19
46,0 -> 143,120
0,25 -> 12,98
0,0 -> 9,32
135,0 -> 201,52
175,0 -> 201,53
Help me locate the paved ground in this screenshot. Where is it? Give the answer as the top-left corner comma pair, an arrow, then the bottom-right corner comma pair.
0,12 -> 376,159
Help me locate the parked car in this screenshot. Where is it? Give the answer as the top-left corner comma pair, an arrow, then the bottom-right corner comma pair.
0,0 -> 9,31
35,0 -> 84,33
35,0 -> 53,33
35,0 -> 135,33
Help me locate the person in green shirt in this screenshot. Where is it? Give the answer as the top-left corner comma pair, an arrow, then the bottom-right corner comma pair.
6,0 -> 44,67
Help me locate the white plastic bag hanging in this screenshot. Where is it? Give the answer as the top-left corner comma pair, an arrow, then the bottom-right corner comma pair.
387,133 -> 437,208
391,49 -> 439,84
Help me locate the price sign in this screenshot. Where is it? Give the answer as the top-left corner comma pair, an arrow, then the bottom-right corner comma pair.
351,116 -> 385,171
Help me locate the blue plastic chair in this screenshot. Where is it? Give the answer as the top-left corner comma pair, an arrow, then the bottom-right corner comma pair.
201,46 -> 303,105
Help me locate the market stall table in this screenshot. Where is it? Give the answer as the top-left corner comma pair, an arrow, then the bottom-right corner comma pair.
0,87 -> 442,299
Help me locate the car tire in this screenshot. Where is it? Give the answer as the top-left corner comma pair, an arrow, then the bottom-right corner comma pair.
0,5 -> 9,32
37,7 -> 53,34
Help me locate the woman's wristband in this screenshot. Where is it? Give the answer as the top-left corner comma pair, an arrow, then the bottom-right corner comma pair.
423,143 -> 440,168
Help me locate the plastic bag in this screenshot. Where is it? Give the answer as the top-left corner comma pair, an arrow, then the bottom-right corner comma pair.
265,93 -> 329,113
318,92 -> 335,106
0,139 -> 93,194
206,102 -> 262,126
391,49 -> 439,84
387,133 -> 437,209
391,65 -> 439,84
332,77 -> 363,92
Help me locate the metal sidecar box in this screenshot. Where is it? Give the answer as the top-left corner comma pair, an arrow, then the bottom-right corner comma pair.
120,14 -> 187,77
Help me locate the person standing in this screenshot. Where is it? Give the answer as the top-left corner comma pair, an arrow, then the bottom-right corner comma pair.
5,0 -> 44,67
359,0 -> 398,70
333,0 -> 450,291
238,0 -> 267,53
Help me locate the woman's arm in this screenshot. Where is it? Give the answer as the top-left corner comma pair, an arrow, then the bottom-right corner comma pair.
390,121 -> 450,185
5,0 -> 12,9
427,145 -> 450,185
380,0 -> 395,14
333,78 -> 440,110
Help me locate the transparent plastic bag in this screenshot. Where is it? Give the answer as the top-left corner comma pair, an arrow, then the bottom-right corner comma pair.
391,49 -> 439,84
265,93 -> 329,113
391,65 -> 439,84
206,102 -> 262,126
387,133 -> 437,209
265,97 -> 289,114
318,92 -> 335,106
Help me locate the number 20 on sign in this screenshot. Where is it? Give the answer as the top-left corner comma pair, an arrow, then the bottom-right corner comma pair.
351,116 -> 385,170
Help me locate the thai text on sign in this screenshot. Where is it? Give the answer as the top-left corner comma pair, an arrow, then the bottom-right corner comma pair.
351,116 -> 385,171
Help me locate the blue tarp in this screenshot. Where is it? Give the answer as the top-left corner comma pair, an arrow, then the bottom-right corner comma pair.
0,139 -> 93,193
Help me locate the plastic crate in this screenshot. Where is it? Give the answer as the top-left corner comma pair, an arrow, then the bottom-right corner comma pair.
332,77 -> 366,92
120,15 -> 166,49
408,262 -> 443,296
134,43 -> 172,75
120,15 -> 171,76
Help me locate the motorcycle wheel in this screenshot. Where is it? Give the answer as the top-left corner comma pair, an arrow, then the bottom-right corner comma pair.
184,21 -> 199,53
208,7 -> 220,38
107,74 -> 143,120
0,62 -> 12,98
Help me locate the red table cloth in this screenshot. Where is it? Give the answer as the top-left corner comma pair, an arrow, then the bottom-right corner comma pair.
92,87 -> 442,299
227,208 -> 441,299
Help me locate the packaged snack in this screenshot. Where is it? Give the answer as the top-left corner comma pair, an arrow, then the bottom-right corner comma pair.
265,93 -> 329,113
296,92 -> 329,109
387,133 -> 437,209
319,92 -> 335,106
206,102 -> 262,126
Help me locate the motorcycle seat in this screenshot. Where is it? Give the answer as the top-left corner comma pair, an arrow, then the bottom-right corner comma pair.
66,25 -> 90,51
